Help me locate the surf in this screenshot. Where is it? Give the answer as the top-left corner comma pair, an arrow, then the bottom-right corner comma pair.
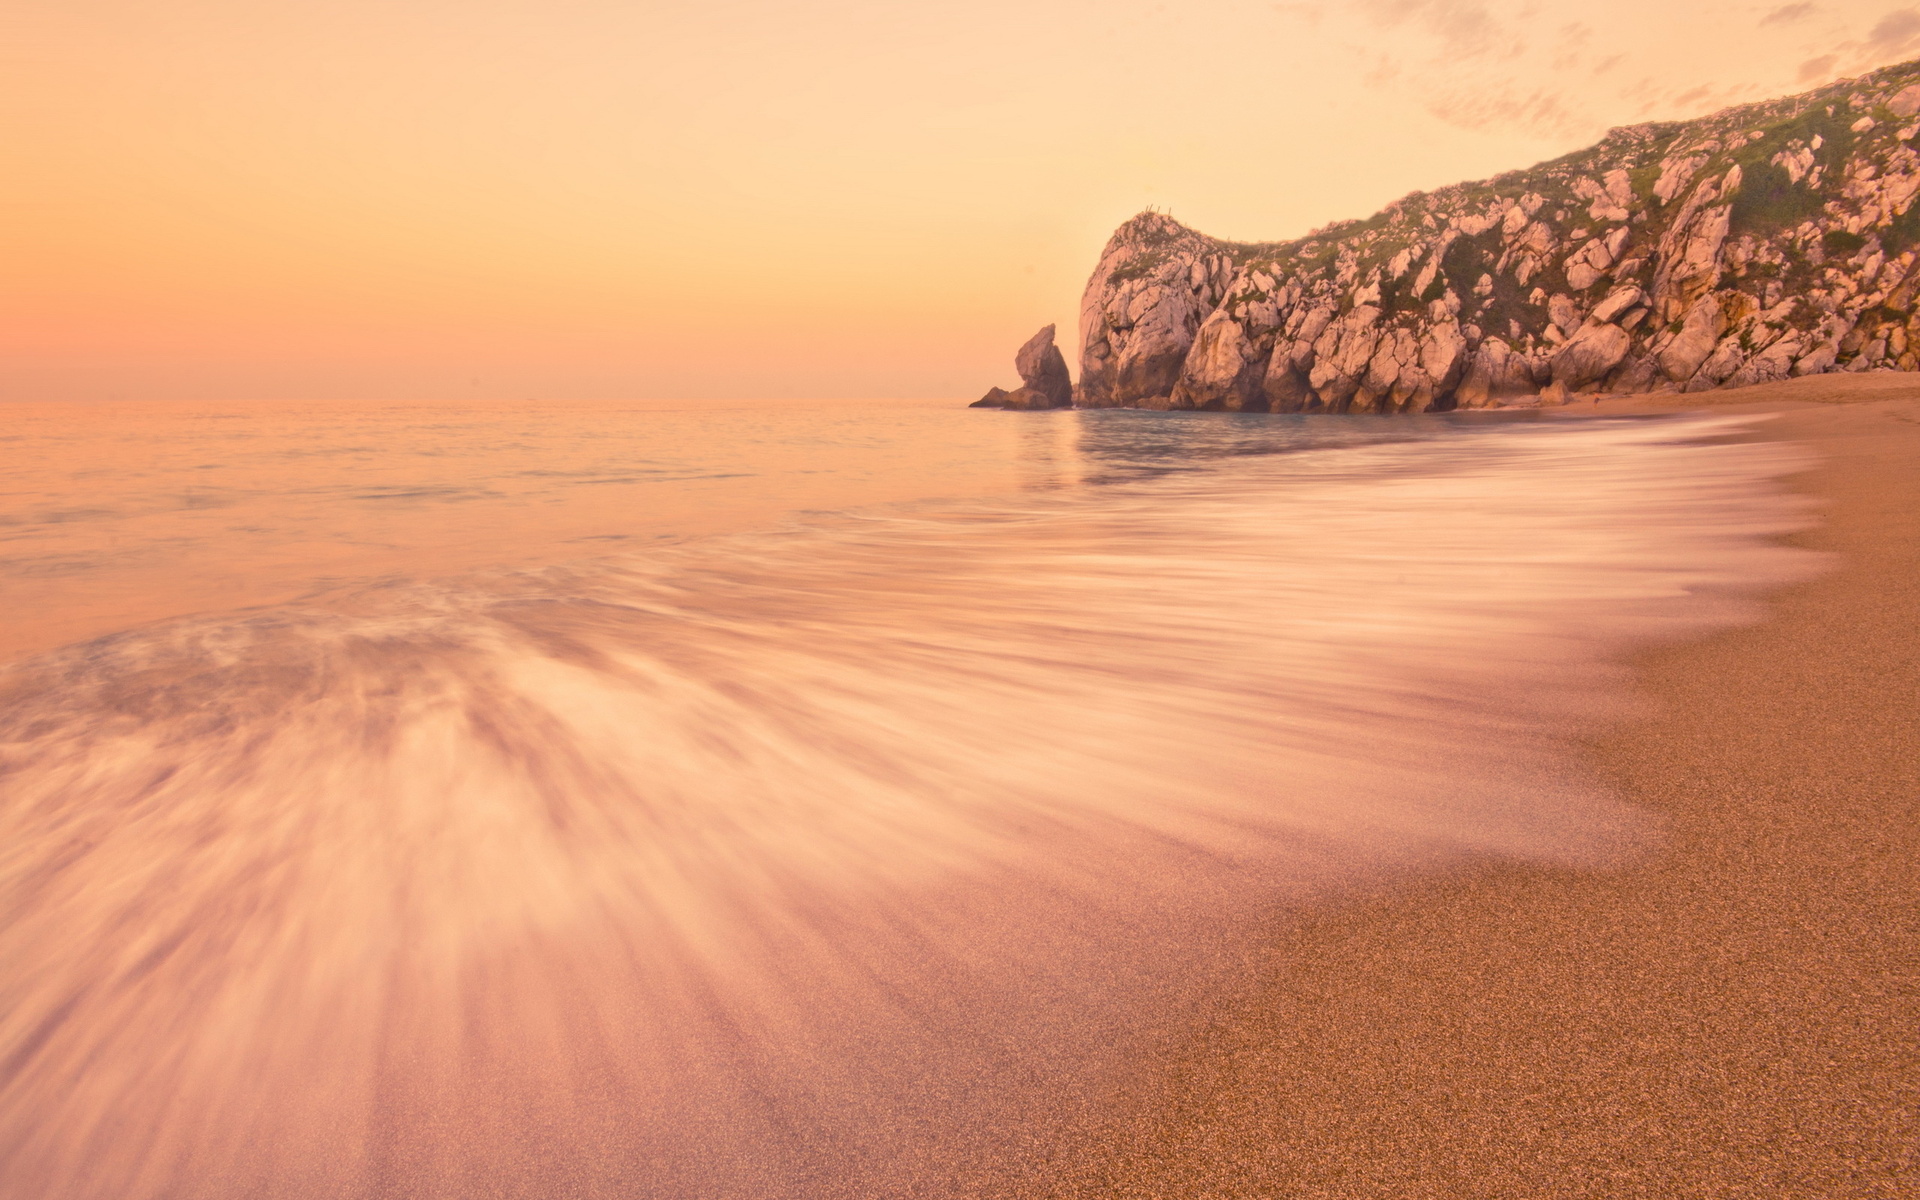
0,413 -> 1814,1198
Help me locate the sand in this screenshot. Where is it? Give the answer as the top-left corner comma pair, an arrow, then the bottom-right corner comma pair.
1031,373 -> 1920,1198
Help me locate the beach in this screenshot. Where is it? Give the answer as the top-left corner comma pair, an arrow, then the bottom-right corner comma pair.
0,382 -> 1910,1197
1035,374 -> 1920,1198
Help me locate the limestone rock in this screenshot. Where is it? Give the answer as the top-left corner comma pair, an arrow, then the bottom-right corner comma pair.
971,387 -> 1012,408
1552,322 -> 1633,389
1590,285 -> 1646,325
1056,60 -> 1920,413
1456,338 -> 1540,407
1077,213 -> 1234,407
1657,294 -> 1728,383
1172,312 -> 1265,411
1014,325 -> 1074,409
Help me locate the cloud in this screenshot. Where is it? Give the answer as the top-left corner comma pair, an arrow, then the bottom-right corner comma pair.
1353,0 -> 1506,55
1327,2 -> 1598,137
1422,84 -> 1589,138
1364,53 -> 1405,85
1798,52 -> 1840,80
1550,21 -> 1595,70
1867,7 -> 1920,58
1298,0 -> 1877,143
1760,3 -> 1818,26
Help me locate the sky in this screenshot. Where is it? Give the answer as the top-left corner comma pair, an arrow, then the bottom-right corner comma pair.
6,1 -> 1920,401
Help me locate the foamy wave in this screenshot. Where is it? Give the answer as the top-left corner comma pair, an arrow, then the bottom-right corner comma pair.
0,415 -> 1815,1198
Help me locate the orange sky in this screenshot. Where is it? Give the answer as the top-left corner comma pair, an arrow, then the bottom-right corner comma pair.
6,1 -> 1917,401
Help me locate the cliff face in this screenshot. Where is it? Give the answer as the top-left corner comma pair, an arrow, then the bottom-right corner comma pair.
1076,60 -> 1920,412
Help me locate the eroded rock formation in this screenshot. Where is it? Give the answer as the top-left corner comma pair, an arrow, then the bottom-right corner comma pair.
1016,325 -> 1075,409
975,325 -> 1075,409
1071,61 -> 1920,412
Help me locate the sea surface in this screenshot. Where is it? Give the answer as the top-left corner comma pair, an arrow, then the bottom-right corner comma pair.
0,398 -> 1816,1198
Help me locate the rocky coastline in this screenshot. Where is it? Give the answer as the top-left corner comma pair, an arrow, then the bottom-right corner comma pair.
980,59 -> 1920,413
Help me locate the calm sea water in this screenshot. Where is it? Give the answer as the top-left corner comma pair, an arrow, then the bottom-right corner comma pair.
0,400 -> 1814,1198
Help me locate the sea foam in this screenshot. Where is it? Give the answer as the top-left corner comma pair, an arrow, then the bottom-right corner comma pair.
0,414 -> 1815,1198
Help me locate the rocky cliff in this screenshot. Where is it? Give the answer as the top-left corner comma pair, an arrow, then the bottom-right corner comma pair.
1074,59 -> 1920,412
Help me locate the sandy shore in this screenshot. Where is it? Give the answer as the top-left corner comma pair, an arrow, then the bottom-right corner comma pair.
1032,373 -> 1920,1198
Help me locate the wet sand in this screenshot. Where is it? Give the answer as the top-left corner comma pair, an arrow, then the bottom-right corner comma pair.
1037,373 -> 1920,1197
4,381 -> 1910,1196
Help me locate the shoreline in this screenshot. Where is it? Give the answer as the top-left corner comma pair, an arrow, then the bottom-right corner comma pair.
1026,373 -> 1920,1196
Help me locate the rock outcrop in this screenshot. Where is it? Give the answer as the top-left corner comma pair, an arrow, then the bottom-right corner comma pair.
974,325 -> 1075,409
1070,60 -> 1920,412
1015,325 -> 1075,409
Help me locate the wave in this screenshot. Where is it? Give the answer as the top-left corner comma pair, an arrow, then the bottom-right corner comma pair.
0,415 -> 1815,1198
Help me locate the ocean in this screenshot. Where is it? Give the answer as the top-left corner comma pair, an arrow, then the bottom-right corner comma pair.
0,399 -> 1815,1198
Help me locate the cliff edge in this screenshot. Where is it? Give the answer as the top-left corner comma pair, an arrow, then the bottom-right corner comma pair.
1074,60 -> 1920,412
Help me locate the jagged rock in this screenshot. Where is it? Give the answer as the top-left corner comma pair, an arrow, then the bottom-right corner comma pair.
1076,213 -> 1232,407
971,386 -> 1013,408
1727,334 -> 1803,387
1658,294 -> 1728,382
1548,294 -> 1581,337
1014,325 -> 1074,408
1552,322 -> 1633,389
1654,154 -> 1707,205
1651,179 -> 1733,323
1419,321 -> 1469,393
1171,311 -> 1260,410
1456,338 -> 1541,407
1591,285 -> 1646,325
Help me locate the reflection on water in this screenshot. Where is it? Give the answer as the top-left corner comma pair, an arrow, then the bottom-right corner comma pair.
0,410 -> 1814,1199
0,396 -> 1521,661
0,398 -> 1056,658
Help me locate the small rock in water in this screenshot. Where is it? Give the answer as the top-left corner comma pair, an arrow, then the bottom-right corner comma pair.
999,386 -> 1057,411
971,386 -> 1013,408
1015,324 -> 1075,409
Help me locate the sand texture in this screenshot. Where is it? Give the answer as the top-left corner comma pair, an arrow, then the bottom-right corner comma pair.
1033,374 -> 1920,1198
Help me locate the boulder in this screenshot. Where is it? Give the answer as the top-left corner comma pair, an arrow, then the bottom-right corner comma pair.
1657,294 -> 1728,382
1456,338 -> 1540,408
1552,322 -> 1633,389
1172,313 -> 1261,410
1590,285 -> 1646,325
1263,361 -> 1316,411
970,386 -> 1013,409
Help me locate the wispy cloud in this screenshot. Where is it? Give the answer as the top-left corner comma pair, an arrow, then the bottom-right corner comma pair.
1269,1 -> 1919,144
1760,3 -> 1819,26
1422,86 -> 1589,137
1866,7 -> 1920,58
1798,52 -> 1840,80
1352,0 -> 1510,55
1790,6 -> 1920,89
